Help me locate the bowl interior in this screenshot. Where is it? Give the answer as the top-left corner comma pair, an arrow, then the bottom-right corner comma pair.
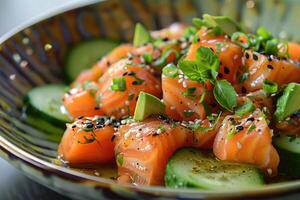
1,0 -> 300,199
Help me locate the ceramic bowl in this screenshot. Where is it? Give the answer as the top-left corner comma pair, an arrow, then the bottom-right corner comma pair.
1,0 -> 300,199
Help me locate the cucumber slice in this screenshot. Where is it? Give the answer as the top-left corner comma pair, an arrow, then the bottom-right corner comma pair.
274,134 -> 300,176
24,84 -> 71,129
64,39 -> 119,82
165,148 -> 264,190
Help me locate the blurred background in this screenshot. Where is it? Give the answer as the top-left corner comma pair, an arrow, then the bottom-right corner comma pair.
0,1 -> 91,199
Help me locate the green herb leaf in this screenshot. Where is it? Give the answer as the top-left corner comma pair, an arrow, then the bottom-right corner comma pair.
133,23 -> 152,47
111,77 -> 126,91
257,27 -> 271,40
263,80 -> 278,94
178,46 -> 220,82
162,64 -> 179,78
213,80 -> 237,112
235,102 -> 255,116
265,38 -> 278,55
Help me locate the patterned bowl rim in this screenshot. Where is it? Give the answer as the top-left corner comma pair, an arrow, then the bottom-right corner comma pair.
1,0 -> 300,198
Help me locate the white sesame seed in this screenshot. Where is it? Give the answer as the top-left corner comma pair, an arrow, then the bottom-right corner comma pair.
170,106 -> 176,110
178,78 -> 183,83
267,168 -> 273,175
233,54 -> 239,60
125,100 -> 130,106
121,109 -> 126,114
95,172 -> 100,176
270,129 -> 274,137
124,132 -> 131,139
156,129 -> 162,134
144,144 -> 151,151
182,81 -> 187,88
121,120 -> 126,125
136,132 -> 142,138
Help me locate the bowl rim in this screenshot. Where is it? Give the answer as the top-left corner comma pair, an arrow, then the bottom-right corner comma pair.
0,0 -> 102,44
1,133 -> 300,199
1,0 -> 300,198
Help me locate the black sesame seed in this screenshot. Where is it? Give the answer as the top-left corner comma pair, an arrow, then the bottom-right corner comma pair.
245,52 -> 250,59
122,72 -> 128,76
127,71 -> 135,76
85,123 -> 94,129
111,135 -> 116,141
107,61 -> 111,66
253,53 -> 258,61
236,125 -> 244,131
241,86 -> 247,94
224,66 -> 230,74
94,106 -> 100,110
72,124 -> 76,128
162,37 -> 169,42
218,73 -> 224,78
77,116 -> 84,119
247,117 -> 255,122
268,56 -> 272,62
210,47 -> 214,52
267,64 -> 274,70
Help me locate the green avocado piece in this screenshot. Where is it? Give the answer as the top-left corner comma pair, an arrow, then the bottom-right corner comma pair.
133,92 -> 165,121
275,83 -> 300,121
133,23 -> 152,47
202,14 -> 242,35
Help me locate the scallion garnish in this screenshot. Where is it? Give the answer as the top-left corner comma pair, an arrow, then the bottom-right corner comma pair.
111,77 -> 126,91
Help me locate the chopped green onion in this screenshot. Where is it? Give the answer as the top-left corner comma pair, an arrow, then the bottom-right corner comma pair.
182,87 -> 197,98
162,64 -> 179,78
153,48 -> 178,68
263,80 -> 278,94
143,53 -> 153,64
183,26 -> 197,40
111,77 -> 126,91
231,32 -> 250,48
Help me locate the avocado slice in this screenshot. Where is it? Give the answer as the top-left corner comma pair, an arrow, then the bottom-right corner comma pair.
133,23 -> 152,47
203,14 -> 242,35
133,92 -> 165,121
275,83 -> 300,121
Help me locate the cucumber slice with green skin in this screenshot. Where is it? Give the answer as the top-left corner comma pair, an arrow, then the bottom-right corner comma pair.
274,134 -> 300,177
165,148 -> 264,190
24,84 -> 71,129
64,39 -> 119,82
